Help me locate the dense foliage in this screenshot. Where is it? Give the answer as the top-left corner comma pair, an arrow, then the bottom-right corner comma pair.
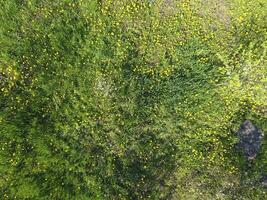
0,0 -> 266,199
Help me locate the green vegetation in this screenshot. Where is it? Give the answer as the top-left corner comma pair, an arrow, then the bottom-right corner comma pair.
0,0 -> 266,199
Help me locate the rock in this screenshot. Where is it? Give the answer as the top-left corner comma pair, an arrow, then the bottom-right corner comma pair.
236,120 -> 263,160
260,175 -> 267,188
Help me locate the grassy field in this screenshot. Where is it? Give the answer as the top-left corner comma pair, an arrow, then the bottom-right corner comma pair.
0,0 -> 266,199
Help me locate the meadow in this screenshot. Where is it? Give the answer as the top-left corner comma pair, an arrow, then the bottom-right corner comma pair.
0,0 -> 266,199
